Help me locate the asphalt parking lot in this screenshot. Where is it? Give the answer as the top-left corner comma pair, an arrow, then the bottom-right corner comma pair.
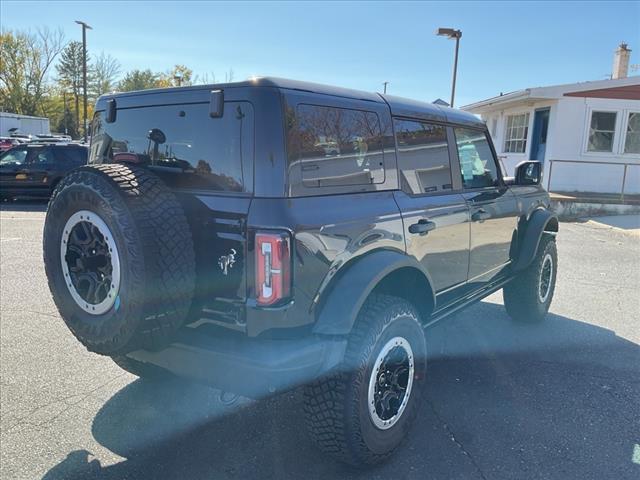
1,201 -> 639,480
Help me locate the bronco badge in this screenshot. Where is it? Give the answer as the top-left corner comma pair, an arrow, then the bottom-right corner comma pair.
218,248 -> 237,275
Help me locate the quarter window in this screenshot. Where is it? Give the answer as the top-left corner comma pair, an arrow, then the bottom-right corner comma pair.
394,119 -> 452,194
624,112 -> 640,154
587,111 -> 617,152
455,128 -> 500,189
286,104 -> 385,188
503,113 -> 530,153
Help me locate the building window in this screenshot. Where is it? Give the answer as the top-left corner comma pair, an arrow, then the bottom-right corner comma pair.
587,111 -> 617,152
503,113 -> 530,153
624,112 -> 640,154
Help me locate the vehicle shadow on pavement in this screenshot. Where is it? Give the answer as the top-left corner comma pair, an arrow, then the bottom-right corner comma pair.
42,302 -> 640,480
0,199 -> 48,212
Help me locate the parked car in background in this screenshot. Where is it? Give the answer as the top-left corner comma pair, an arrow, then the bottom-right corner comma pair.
0,137 -> 21,152
0,143 -> 88,200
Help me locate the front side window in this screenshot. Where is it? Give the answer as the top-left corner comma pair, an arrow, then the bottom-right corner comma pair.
0,148 -> 28,165
287,104 -> 385,188
588,111 -> 617,152
624,112 -> 640,154
455,127 -> 499,189
91,102 -> 254,192
394,119 -> 452,194
504,113 -> 530,153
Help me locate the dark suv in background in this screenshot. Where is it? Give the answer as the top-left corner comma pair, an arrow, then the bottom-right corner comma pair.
0,143 -> 88,200
43,78 -> 558,466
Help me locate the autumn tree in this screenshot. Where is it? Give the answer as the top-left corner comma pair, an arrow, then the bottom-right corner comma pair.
91,52 -> 120,98
118,69 -> 160,92
0,28 -> 65,116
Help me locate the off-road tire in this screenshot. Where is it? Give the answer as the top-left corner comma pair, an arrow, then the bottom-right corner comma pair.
303,294 -> 427,466
43,164 -> 196,355
504,233 -> 557,323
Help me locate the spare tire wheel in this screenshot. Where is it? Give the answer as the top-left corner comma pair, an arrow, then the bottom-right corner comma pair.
43,164 -> 196,355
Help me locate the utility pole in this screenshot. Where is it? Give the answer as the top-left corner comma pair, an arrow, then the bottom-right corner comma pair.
436,28 -> 462,108
75,20 -> 92,142
383,81 -> 389,94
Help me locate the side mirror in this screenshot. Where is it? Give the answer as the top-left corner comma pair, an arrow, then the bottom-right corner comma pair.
515,161 -> 542,185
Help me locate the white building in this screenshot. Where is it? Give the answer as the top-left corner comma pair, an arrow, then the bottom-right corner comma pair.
462,44 -> 640,196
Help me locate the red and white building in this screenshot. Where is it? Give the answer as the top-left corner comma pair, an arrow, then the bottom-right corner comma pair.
462,44 -> 640,196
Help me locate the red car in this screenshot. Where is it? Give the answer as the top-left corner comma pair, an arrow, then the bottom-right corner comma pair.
0,137 -> 20,152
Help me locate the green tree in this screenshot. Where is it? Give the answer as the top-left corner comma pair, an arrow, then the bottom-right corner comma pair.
90,51 -> 120,98
0,28 -> 65,116
55,41 -> 84,132
118,69 -> 160,92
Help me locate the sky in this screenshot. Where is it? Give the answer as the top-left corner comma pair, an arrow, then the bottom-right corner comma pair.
2,1 -> 639,107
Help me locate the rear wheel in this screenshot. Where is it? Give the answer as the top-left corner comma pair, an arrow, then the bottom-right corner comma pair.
43,164 -> 196,355
504,234 -> 557,323
304,294 -> 427,466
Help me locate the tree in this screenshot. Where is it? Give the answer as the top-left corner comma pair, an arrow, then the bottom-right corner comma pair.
161,64 -> 193,87
118,69 -> 160,92
55,41 -> 84,131
90,52 -> 120,98
0,28 -> 65,116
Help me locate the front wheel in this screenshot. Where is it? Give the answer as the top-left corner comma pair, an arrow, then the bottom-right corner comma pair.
504,234 -> 558,323
304,294 -> 427,466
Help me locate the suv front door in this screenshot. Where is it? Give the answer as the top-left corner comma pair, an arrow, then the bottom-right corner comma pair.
393,119 -> 470,310
453,127 -> 519,288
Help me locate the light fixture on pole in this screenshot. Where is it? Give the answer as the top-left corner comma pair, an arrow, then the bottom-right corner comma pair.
436,27 -> 462,108
75,20 -> 92,143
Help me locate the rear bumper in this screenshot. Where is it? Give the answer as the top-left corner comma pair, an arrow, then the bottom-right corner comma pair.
127,327 -> 347,398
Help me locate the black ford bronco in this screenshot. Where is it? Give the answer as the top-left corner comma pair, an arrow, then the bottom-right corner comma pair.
43,78 -> 558,466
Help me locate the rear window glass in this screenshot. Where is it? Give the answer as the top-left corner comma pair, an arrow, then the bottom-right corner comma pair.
90,102 -> 254,192
286,104 -> 385,188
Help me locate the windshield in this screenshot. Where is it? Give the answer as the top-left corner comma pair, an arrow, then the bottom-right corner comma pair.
0,148 -> 29,165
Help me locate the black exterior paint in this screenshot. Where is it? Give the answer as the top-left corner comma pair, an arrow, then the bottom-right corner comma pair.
92,78 -> 555,396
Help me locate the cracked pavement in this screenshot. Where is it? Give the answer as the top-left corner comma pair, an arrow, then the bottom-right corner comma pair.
1,202 -> 639,480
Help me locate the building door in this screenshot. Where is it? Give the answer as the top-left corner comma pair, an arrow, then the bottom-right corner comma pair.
530,108 -> 550,162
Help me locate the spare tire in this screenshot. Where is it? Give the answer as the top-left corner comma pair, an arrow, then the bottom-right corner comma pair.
43,164 -> 196,355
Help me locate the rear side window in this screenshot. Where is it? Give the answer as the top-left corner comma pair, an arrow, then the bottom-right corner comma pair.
90,102 -> 254,192
56,147 -> 87,165
394,119 -> 452,194
454,127 -> 500,189
286,104 -> 385,188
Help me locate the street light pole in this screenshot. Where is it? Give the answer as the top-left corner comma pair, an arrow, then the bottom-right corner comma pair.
436,28 -> 462,108
75,20 -> 92,142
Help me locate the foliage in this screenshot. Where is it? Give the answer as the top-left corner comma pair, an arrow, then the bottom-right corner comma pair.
91,52 -> 120,97
0,28 -> 65,116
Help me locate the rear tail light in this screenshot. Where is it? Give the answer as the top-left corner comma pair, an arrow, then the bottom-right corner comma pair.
255,231 -> 291,306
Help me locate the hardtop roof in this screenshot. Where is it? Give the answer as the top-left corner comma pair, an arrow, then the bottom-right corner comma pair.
96,76 -> 484,128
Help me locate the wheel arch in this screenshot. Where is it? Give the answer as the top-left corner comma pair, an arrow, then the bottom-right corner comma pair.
513,208 -> 558,272
313,250 -> 435,336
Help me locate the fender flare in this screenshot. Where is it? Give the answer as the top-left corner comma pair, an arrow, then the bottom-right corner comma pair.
312,250 -> 435,336
513,209 -> 558,272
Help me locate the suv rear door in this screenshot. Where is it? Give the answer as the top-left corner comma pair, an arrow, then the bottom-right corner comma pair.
392,119 -> 470,309
452,127 -> 519,287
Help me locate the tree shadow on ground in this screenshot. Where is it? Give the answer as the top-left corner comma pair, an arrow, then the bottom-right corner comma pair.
43,302 -> 640,480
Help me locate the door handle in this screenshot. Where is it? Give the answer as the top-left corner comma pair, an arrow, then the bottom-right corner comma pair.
408,218 -> 436,235
471,209 -> 491,222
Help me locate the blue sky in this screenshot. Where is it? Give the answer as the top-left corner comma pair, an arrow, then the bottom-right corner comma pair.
2,1 -> 639,106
